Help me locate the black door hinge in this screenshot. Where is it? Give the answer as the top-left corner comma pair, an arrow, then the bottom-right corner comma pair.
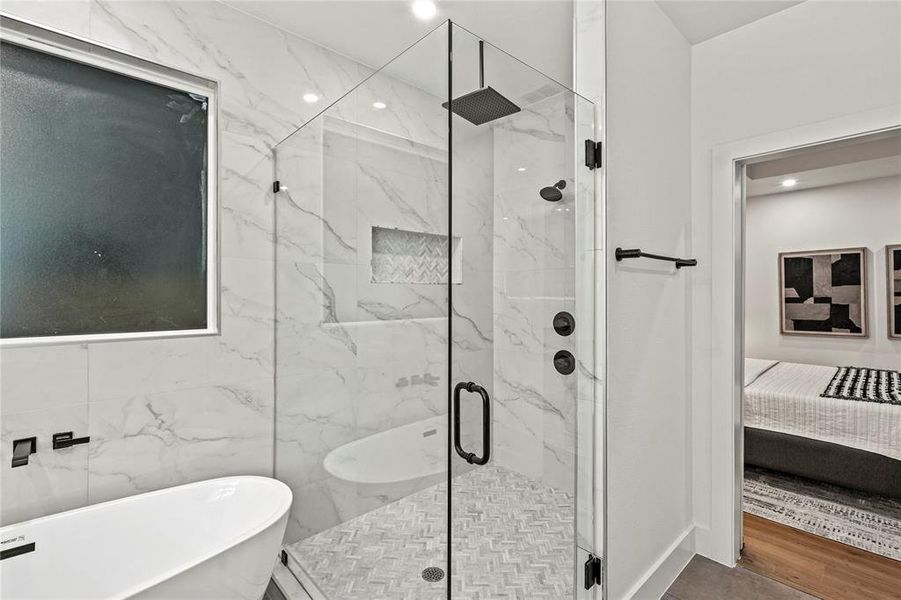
280,549 -> 288,566
273,180 -> 281,193
585,139 -> 602,170
584,554 -> 602,590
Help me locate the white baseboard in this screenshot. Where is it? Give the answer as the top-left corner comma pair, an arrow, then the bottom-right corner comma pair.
621,525 -> 696,600
692,523 -> 738,568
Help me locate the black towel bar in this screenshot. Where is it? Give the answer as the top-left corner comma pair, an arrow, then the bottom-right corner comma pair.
615,247 -> 697,269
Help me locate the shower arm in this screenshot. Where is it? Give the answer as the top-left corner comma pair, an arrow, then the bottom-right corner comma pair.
479,40 -> 484,88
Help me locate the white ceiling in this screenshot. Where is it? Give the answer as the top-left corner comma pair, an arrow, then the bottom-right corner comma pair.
747,156 -> 901,197
746,132 -> 901,197
656,0 -> 805,44
223,0 -> 574,90
221,0 -> 808,102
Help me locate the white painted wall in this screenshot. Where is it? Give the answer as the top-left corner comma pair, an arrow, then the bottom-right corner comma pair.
746,176 -> 901,370
606,1 -> 694,597
691,0 -> 901,564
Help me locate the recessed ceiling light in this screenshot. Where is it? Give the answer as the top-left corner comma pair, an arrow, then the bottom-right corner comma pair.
372,101 -> 387,109
303,93 -> 319,103
412,0 -> 437,20
517,167 -> 526,172
781,178 -> 798,188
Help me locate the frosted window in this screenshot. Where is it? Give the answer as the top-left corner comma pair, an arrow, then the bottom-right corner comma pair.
0,41 -> 211,340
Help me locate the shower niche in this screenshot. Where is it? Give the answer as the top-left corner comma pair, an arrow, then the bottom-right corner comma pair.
370,226 -> 463,286
273,21 -> 600,600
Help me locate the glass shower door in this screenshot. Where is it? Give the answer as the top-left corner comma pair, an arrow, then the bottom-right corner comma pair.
273,20 -> 598,600
447,25 -> 598,600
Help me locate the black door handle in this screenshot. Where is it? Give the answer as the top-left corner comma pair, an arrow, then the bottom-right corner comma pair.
453,381 -> 490,466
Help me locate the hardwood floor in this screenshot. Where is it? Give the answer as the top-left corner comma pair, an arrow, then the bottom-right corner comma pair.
740,512 -> 901,600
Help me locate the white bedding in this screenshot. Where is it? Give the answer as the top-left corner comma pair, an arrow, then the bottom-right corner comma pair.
744,361 -> 901,461
744,358 -> 779,386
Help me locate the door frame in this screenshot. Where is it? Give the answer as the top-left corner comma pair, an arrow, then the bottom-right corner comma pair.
705,105 -> 901,566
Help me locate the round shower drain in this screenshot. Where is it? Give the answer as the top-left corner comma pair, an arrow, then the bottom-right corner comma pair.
421,567 -> 445,582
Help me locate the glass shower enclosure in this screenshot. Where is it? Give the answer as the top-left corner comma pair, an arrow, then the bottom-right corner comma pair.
273,21 -> 600,599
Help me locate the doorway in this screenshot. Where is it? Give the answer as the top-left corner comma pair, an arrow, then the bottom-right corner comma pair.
734,128 -> 901,599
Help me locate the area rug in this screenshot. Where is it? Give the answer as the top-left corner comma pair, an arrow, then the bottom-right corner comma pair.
743,468 -> 901,561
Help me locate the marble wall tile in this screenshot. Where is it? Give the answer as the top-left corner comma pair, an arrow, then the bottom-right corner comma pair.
490,93 -> 582,495
354,318 -> 447,372
275,124 -> 328,265
321,151 -> 359,265
349,51 -> 448,150
0,406 -> 89,525
492,99 -> 569,183
451,269 -> 494,354
494,187 -> 573,272
355,160 -> 444,237
541,442 -> 577,494
348,123 -> 448,183
574,0 -> 605,105
282,479 -> 342,542
1,0 -> 91,36
88,0 -> 363,145
0,345 -> 87,415
220,132 -> 275,262
493,352 -> 576,449
356,273 -> 448,322
490,402 -> 544,481
354,370 -> 445,436
275,262 -> 358,376
213,257 -> 276,382
87,337 -> 214,402
275,368 -> 357,485
88,378 -> 273,504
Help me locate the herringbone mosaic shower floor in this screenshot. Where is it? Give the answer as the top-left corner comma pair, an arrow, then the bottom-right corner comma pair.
285,466 -> 574,599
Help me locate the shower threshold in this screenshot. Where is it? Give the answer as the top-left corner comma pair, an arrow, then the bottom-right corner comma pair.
283,465 -> 575,600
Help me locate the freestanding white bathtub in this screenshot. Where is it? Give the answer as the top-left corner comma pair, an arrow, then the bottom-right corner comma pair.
0,476 -> 291,600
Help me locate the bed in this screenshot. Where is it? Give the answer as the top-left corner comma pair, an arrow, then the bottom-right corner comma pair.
744,359 -> 901,498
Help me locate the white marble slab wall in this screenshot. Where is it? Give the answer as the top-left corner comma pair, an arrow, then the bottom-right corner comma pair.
0,0 -> 398,525
491,93 -> 579,495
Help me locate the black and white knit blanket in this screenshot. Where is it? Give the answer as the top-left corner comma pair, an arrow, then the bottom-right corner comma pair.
821,367 -> 901,405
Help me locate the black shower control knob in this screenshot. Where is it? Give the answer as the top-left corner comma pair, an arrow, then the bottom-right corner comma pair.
553,350 -> 576,375
553,311 -> 575,336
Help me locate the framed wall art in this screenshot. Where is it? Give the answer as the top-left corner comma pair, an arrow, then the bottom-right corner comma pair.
779,247 -> 868,337
888,244 -> 901,339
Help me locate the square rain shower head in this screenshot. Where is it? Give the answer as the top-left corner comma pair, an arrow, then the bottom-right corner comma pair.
442,86 -> 521,126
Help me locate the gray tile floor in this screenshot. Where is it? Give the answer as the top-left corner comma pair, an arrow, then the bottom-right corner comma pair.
666,556 -> 816,600
285,465 -> 575,600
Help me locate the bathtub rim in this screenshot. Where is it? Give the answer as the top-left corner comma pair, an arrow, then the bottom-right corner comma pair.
1,475 -> 292,600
